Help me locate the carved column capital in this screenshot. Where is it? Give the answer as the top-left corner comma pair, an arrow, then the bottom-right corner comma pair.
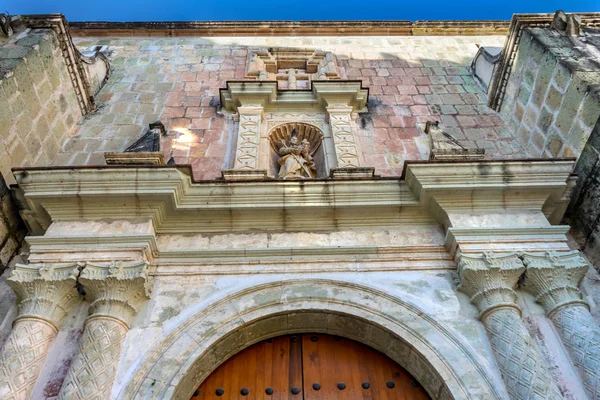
457,252 -> 525,319
7,262 -> 81,329
521,250 -> 590,316
80,261 -> 151,328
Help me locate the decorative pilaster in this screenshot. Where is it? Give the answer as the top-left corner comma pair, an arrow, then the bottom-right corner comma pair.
522,251 -> 600,399
0,263 -> 80,400
58,261 -> 150,400
326,104 -> 361,169
457,253 -> 562,400
234,105 -> 264,170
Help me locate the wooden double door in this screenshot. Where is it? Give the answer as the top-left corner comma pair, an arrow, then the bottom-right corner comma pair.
192,334 -> 430,400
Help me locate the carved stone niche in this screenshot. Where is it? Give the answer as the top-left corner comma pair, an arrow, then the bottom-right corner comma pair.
220,81 -> 371,180
246,47 -> 341,90
268,122 -> 328,179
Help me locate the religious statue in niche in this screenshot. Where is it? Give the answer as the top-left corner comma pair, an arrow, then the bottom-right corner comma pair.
276,129 -> 317,179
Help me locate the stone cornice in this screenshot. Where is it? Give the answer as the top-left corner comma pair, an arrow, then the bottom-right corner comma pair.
405,160 -> 575,229
7,263 -> 81,329
80,261 -> 150,327
13,166 -> 423,234
12,160 -> 575,235
67,19 -> 510,37
219,81 -> 369,113
487,12 -> 600,111
457,253 -> 525,319
521,251 -> 591,316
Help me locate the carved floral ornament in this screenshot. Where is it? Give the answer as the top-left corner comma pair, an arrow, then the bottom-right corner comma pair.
457,252 -> 525,319
7,260 -> 151,327
521,250 -> 591,315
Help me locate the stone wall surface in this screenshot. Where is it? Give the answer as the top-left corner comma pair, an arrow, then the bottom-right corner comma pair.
0,175 -> 24,275
62,35 -> 522,180
0,28 -> 81,185
566,118 -> 600,268
500,27 -> 600,159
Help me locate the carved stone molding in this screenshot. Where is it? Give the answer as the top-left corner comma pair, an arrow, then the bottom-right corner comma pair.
457,253 -> 562,400
0,263 -> 80,400
522,251 -> 600,399
233,106 -> 264,170
57,261 -> 150,400
327,104 -> 361,169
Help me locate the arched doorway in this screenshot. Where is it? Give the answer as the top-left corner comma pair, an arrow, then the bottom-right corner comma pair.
120,279 -> 504,399
191,333 -> 430,399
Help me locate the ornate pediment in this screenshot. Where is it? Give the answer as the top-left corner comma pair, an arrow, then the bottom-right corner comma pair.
246,47 -> 341,85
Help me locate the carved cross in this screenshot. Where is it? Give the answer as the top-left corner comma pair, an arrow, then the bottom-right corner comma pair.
275,69 -> 309,89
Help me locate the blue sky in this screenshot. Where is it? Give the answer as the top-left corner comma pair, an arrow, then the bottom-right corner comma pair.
4,0 -> 599,21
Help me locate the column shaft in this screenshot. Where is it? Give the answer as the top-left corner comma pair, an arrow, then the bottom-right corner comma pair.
551,304 -> 600,397
0,318 -> 57,400
57,261 -> 149,399
522,251 -> 600,399
0,263 -> 80,400
458,253 -> 562,400
58,316 -> 128,400
481,308 -> 562,399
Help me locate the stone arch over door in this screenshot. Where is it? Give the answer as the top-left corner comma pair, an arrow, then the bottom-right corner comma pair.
118,279 -> 504,400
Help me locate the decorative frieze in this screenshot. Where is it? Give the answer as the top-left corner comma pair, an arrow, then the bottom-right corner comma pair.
0,263 -> 80,400
522,251 -> 600,399
326,104 -> 361,169
58,261 -> 150,400
458,253 -> 562,400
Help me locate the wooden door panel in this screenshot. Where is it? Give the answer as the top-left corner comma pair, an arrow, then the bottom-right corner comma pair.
195,335 -> 299,400
193,334 -> 430,400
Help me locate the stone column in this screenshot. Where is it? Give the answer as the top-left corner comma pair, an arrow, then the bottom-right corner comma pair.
58,261 -> 150,400
457,253 -> 562,400
0,263 -> 80,400
522,251 -> 600,398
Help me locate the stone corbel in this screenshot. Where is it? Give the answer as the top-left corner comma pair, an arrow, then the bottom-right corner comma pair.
521,251 -> 600,398
457,253 -> 562,399
0,263 -> 81,400
58,261 -> 150,400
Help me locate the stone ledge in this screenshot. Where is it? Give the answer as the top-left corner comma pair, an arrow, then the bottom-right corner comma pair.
68,19 -> 511,37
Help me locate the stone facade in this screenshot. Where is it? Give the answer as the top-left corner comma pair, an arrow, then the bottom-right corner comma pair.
0,12 -> 600,400
0,27 -> 81,185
